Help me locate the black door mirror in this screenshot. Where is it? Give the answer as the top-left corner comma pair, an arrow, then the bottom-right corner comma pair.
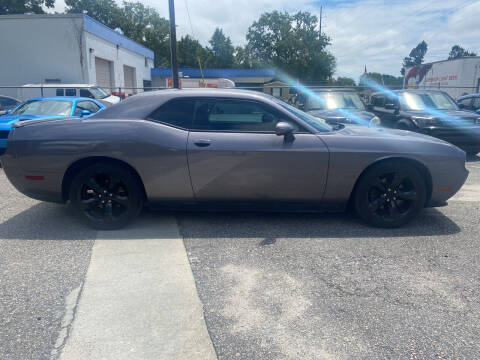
385,103 -> 396,110
457,103 -> 465,109
275,121 -> 294,137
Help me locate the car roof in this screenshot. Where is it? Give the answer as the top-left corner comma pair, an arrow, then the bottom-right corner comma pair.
92,88 -> 281,120
457,93 -> 480,100
310,87 -> 357,92
371,89 -> 448,96
25,97 -> 99,102
22,84 -> 99,88
0,95 -> 19,101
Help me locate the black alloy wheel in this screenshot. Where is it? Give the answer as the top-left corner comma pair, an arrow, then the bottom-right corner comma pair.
354,162 -> 426,228
70,163 -> 144,230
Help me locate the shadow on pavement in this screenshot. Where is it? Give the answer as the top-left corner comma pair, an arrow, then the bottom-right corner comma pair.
0,202 -> 461,240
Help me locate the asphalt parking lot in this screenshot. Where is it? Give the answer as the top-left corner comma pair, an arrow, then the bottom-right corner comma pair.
1,156 -> 480,359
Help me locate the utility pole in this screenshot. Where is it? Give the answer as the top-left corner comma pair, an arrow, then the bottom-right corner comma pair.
168,0 -> 179,89
319,5 -> 323,37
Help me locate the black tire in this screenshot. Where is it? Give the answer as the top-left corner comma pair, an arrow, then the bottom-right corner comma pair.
396,119 -> 415,130
354,162 -> 426,228
69,162 -> 144,230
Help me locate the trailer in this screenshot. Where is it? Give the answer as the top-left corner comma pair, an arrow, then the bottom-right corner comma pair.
404,57 -> 480,99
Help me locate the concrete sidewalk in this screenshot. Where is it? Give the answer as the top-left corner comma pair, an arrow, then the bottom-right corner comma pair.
59,215 -> 217,360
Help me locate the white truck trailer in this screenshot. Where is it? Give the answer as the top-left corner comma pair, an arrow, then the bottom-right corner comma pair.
404,57 -> 480,99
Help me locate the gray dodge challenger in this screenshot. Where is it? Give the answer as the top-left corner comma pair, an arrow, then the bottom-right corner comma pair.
1,89 -> 469,229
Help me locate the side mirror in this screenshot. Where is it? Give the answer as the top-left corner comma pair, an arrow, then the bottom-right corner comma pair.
6,109 -> 12,115
275,122 -> 295,141
385,103 -> 396,110
80,109 -> 91,117
457,103 -> 465,109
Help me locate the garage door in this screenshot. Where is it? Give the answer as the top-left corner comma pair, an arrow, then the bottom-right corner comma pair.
123,65 -> 136,95
95,57 -> 112,93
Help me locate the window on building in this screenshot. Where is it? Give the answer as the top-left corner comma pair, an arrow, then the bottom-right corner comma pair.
56,89 -> 65,96
65,89 -> 76,96
147,99 -> 196,129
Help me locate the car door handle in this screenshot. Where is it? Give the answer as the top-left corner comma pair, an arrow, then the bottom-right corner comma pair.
194,139 -> 211,147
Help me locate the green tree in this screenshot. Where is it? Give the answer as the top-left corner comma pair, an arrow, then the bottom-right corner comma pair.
177,35 -> 209,68
448,45 -> 477,60
332,77 -> 356,86
360,72 -> 403,88
206,28 -> 235,68
66,0 -> 171,67
65,0 -> 121,28
401,40 -> 428,75
1,0 -> 54,14
246,11 -> 335,82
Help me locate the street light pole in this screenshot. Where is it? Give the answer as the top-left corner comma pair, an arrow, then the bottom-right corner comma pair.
168,0 -> 179,89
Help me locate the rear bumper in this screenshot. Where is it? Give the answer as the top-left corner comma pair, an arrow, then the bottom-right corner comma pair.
422,127 -> 480,152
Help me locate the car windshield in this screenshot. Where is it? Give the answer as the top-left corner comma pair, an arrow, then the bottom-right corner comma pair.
11,100 -> 72,116
89,87 -> 109,99
307,91 -> 365,110
273,98 -> 333,132
399,92 -> 459,111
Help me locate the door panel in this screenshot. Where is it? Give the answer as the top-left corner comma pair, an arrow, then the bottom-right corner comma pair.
187,132 -> 329,202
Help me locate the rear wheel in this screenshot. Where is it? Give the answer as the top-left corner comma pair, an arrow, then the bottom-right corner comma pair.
354,162 -> 426,228
69,163 -> 144,230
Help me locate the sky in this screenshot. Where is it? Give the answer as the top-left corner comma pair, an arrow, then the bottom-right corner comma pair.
54,0 -> 480,81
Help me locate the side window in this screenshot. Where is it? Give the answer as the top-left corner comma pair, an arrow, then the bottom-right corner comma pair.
458,98 -> 472,110
472,97 -> 480,110
147,99 -> 195,129
192,99 -> 300,132
65,88 -> 76,96
74,101 -> 101,116
372,95 -> 385,108
56,89 -> 65,96
80,89 -> 94,99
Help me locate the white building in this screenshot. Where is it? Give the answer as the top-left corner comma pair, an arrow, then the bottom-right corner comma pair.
0,14 -> 154,98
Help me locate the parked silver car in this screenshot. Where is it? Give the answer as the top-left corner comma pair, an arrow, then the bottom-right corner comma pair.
1,89 -> 468,229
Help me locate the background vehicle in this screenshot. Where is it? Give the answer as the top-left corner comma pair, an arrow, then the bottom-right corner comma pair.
18,84 -> 120,106
1,89 -> 468,230
295,88 -> 380,126
404,57 -> 480,99
368,89 -> 480,155
0,95 -> 20,115
0,97 -> 105,156
457,93 -> 480,114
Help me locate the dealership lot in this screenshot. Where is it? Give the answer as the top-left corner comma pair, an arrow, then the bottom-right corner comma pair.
1,156 -> 480,359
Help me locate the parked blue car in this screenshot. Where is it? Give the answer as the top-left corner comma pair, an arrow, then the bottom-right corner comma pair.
0,97 -> 105,156
456,93 -> 480,114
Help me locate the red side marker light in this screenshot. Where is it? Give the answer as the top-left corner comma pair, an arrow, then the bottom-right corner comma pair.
437,186 -> 452,191
25,175 -> 44,181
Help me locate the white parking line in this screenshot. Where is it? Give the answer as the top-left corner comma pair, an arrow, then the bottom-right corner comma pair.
59,215 -> 217,360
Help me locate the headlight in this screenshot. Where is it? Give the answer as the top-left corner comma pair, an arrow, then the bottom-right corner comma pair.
411,116 -> 439,127
369,116 -> 381,127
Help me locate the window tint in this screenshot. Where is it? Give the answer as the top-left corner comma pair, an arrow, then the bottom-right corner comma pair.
147,99 -> 195,128
80,89 -> 94,98
372,95 -> 385,107
74,101 -> 101,116
65,88 -> 76,96
471,98 -> 480,109
0,97 -> 17,107
192,99 -> 299,132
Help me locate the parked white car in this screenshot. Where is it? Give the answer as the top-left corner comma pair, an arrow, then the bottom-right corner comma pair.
18,84 -> 121,106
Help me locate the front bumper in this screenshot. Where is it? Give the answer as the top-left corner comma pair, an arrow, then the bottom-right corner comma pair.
422,126 -> 480,152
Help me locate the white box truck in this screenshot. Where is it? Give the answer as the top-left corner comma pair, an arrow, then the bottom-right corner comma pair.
404,57 -> 480,99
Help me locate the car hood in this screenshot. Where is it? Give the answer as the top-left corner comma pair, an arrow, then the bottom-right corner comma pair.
307,108 -> 375,125
408,109 -> 479,120
337,124 -> 451,145
0,114 -> 66,126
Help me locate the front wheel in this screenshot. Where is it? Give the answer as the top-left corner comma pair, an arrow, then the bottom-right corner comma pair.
354,162 -> 426,228
69,163 -> 144,230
